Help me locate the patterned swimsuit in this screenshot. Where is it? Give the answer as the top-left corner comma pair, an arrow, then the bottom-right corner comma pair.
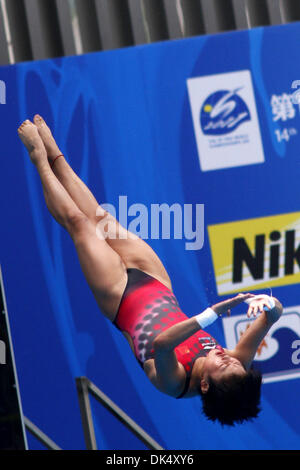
113,268 -> 220,398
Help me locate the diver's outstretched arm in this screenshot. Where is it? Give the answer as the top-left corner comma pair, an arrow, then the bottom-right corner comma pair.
230,296 -> 283,370
153,293 -> 254,352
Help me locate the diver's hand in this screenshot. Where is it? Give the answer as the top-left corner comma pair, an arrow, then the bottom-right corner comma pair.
246,296 -> 283,323
212,293 -> 255,317
246,296 -> 272,318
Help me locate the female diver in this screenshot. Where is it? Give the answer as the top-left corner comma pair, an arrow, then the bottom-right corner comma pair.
18,116 -> 283,426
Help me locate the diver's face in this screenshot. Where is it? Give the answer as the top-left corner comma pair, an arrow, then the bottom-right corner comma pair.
203,348 -> 246,385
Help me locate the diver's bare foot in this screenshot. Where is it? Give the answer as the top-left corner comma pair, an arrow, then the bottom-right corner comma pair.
33,114 -> 63,163
17,120 -> 47,165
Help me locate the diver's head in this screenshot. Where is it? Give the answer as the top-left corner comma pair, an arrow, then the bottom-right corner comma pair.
200,348 -> 246,391
198,348 -> 262,426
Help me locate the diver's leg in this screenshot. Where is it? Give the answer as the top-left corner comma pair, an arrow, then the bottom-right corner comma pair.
18,120 -> 127,320
34,114 -> 172,290
34,114 -> 100,222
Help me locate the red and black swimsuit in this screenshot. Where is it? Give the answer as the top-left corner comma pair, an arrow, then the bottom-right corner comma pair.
113,268 -> 220,398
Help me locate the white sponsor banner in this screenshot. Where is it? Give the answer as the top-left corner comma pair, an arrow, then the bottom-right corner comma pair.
222,306 -> 300,383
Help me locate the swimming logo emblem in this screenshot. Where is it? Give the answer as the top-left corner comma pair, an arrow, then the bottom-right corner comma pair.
200,88 -> 251,135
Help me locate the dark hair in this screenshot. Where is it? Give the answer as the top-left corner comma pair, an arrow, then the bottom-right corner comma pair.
199,368 -> 262,426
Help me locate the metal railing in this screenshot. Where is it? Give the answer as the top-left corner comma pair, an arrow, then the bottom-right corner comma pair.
24,376 -> 164,450
76,377 -> 164,450
24,417 -> 62,450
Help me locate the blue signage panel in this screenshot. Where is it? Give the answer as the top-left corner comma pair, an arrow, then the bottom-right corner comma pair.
1,22 -> 300,449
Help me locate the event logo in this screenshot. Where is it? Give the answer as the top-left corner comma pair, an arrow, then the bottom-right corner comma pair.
208,212 -> 300,295
200,88 -> 250,135
222,306 -> 300,383
187,70 -> 265,171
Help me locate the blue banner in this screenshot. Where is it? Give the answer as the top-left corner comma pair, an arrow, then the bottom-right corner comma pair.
1,21 -> 300,449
